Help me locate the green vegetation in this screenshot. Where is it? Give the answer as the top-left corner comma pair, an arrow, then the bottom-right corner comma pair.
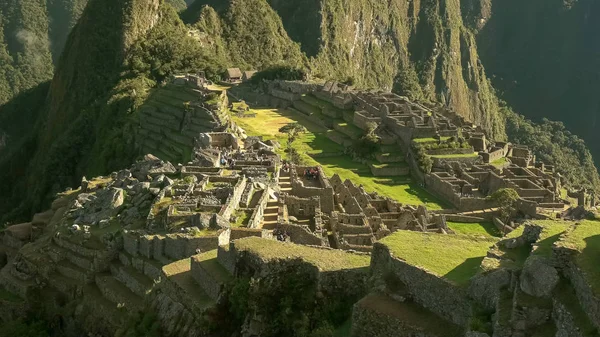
478,0 -> 600,172
447,221 -> 501,237
116,310 -> 162,337
0,314 -> 51,337
350,122 -> 381,159
186,0 -> 305,70
529,220 -> 571,257
429,153 -> 479,159
412,137 -> 451,144
234,237 -> 370,271
233,106 -> 446,209
380,231 -> 498,286
0,286 -> 21,302
504,108 -> 600,193
489,188 -> 520,223
232,210 -> 251,227
250,65 -> 306,84
558,220 -> 600,294
491,157 -> 509,168
279,122 -> 307,164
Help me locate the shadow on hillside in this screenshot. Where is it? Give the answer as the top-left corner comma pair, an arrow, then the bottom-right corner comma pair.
443,256 -> 486,286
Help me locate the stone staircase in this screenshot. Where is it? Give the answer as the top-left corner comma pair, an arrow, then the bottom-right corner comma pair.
260,201 -> 279,230
278,173 -> 292,193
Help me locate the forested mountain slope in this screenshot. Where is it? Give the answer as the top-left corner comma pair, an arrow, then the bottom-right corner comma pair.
0,0 -> 87,105
188,0 -> 506,140
472,0 -> 600,168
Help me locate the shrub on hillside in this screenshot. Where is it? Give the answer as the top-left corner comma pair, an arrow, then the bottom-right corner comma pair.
250,66 -> 307,84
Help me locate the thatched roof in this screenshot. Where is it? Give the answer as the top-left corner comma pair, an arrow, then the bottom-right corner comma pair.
227,68 -> 242,79
242,70 -> 257,81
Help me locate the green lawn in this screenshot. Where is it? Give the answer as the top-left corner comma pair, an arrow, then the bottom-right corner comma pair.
234,237 -> 370,271
317,156 -> 447,210
491,157 -> 509,168
447,221 -> 501,237
412,137 -> 451,144
380,231 -> 498,286
232,108 -> 447,209
530,220 -> 571,257
430,153 -> 479,159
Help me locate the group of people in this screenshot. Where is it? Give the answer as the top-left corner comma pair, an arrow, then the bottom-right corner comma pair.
219,149 -> 237,168
304,167 -> 319,180
274,228 -> 290,242
282,160 -> 291,172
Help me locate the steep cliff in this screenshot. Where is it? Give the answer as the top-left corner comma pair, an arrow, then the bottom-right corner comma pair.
475,0 -> 600,165
267,0 -> 505,140
0,0 -> 162,223
0,0 -> 88,105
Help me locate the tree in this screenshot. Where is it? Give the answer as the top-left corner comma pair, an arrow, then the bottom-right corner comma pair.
489,188 -> 520,224
279,122 -> 306,164
351,122 -> 380,159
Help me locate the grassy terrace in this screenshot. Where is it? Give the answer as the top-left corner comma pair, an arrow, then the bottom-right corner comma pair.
380,231 -> 498,286
557,219 -> 600,294
233,237 -> 370,271
232,107 -> 447,209
447,221 -> 501,237
192,250 -> 232,282
529,220 -> 571,257
491,157 -> 509,168
430,153 -> 479,159
412,137 -> 451,144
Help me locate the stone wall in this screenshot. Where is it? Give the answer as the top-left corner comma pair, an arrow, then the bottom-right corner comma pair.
552,297 -> 585,337
190,256 -> 221,300
481,148 -> 505,163
371,242 -> 472,326
353,111 -> 381,130
290,166 -> 334,213
555,245 -> 600,330
351,293 -> 451,337
230,228 -> 268,241
444,214 -> 487,223
276,224 -> 327,246
432,156 -> 480,168
369,165 -> 410,177
247,188 -> 270,229
218,176 -> 247,221
217,245 -> 236,275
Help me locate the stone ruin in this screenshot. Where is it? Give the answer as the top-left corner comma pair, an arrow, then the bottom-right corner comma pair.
261,79 -> 569,217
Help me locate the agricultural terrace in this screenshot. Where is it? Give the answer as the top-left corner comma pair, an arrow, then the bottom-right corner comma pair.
446,221 -> 501,238
233,237 -> 370,271
231,107 -> 448,209
380,231 -> 498,286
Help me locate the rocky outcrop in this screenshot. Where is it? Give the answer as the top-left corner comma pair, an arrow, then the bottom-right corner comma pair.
519,255 -> 559,298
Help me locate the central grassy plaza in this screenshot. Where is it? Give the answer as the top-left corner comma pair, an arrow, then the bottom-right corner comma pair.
232,107 -> 448,210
